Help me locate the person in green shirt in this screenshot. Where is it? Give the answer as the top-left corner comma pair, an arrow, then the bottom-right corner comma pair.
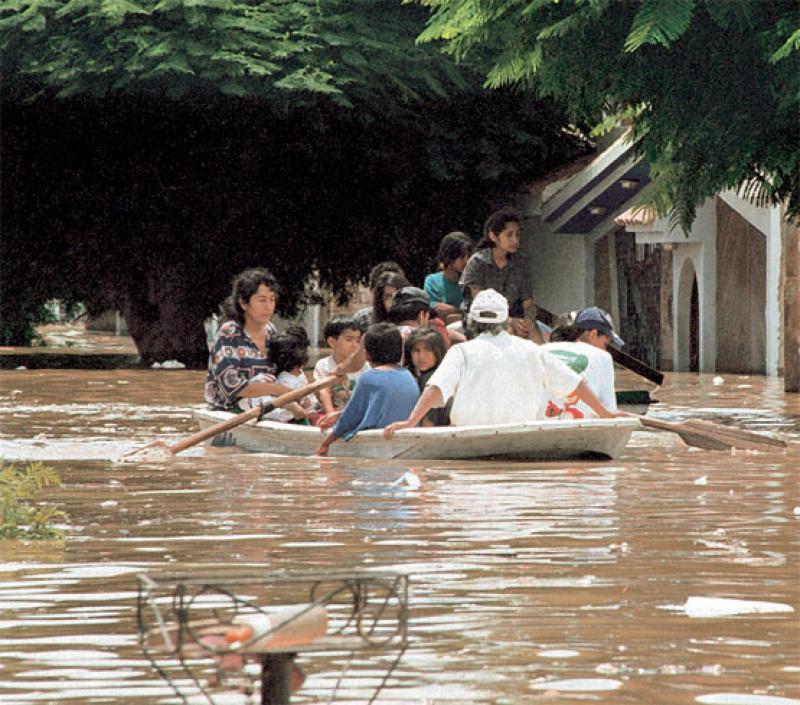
423,231 -> 473,325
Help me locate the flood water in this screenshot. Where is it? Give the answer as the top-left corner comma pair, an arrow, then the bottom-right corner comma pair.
0,369 -> 798,705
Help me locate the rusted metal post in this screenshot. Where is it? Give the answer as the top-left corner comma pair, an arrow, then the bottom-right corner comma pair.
260,653 -> 293,705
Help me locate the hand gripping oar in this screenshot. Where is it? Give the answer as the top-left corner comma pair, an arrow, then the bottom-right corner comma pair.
123,375 -> 341,459
629,414 -> 787,451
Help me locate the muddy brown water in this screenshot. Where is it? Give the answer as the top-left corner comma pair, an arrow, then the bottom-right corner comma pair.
0,369 -> 798,704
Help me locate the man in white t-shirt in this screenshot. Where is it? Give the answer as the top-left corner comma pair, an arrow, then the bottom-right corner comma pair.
543,306 -> 624,419
383,290 -> 619,435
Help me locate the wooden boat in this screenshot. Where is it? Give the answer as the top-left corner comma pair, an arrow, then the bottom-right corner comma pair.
194,410 -> 641,461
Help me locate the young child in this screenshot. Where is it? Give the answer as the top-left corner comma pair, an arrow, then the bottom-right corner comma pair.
315,323 -> 419,455
239,328 -> 319,423
388,286 -> 453,349
424,231 -> 473,325
313,315 -> 370,421
405,327 -> 450,426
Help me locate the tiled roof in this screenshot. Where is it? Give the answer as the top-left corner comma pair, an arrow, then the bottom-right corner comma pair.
614,205 -> 656,226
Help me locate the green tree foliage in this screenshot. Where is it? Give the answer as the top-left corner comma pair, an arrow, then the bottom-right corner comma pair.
1,1 -> 590,363
0,462 -> 68,540
0,0 -> 465,106
418,0 -> 800,227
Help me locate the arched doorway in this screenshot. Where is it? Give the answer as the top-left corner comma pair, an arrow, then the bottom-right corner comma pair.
689,277 -> 699,372
676,257 -> 700,372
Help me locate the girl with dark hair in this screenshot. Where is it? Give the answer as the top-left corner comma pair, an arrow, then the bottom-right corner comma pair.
371,271 -> 410,324
204,267 -> 292,410
404,327 -> 450,426
352,261 -> 407,330
424,231 -> 473,325
461,207 -> 544,343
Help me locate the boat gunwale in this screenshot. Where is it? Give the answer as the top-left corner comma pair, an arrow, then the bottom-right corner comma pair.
195,409 -> 642,440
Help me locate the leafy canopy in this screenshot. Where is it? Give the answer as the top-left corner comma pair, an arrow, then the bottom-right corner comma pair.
1,0 -> 592,360
418,0 -> 800,226
0,0 -> 467,107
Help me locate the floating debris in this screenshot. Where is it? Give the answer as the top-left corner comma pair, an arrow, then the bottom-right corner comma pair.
392,470 -> 422,490
151,360 -> 186,369
537,649 -> 580,659
683,596 -> 794,618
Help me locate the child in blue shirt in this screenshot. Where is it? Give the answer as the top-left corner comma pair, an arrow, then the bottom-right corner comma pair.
315,323 -> 419,455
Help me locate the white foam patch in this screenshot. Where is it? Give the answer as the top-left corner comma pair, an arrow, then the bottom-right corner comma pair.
0,440 -> 131,461
696,695 -> 800,705
530,678 -> 622,691
537,649 -> 580,658
683,597 -> 794,618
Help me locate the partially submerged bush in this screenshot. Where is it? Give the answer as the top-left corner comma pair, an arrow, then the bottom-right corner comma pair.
0,462 -> 68,539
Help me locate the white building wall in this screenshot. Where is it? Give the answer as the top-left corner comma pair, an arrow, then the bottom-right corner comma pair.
518,195 -> 591,316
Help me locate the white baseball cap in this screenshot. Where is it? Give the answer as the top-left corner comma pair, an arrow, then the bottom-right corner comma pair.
469,288 -> 509,323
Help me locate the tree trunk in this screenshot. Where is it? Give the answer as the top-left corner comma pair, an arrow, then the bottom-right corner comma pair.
117,265 -> 210,369
784,216 -> 800,393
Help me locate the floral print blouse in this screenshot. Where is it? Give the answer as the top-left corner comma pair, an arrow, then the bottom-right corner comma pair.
204,319 -> 277,409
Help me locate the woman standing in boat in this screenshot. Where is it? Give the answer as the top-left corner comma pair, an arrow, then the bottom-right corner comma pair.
204,267 -> 292,410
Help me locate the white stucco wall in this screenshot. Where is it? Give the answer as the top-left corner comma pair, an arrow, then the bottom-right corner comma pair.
518,196 -> 592,316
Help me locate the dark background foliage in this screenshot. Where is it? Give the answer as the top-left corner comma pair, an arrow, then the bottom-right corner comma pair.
1,91 -> 588,365
0,0 -> 591,365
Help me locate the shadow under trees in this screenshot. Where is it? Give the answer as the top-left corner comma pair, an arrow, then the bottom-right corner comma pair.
1,92 -> 589,366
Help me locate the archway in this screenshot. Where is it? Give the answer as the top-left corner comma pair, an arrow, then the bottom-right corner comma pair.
676,257 -> 700,372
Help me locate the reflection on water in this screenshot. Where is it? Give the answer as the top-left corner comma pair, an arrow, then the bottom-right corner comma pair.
0,369 -> 798,704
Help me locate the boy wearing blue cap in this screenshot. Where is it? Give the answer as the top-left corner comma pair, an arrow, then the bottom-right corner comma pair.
544,307 -> 624,419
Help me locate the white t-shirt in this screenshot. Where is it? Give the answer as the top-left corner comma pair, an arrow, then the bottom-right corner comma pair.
542,341 -> 617,418
312,355 -> 370,410
427,330 -> 581,426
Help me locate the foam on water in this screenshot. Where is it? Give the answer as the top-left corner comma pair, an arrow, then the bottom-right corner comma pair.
683,596 -> 794,618
696,695 -> 800,705
530,678 -> 623,691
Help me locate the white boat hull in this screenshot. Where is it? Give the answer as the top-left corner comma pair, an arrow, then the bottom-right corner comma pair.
194,411 -> 641,461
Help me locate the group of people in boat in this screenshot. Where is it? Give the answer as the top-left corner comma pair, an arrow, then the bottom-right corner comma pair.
205,207 -> 625,455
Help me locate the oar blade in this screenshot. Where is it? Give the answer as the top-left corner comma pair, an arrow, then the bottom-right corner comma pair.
672,426 -> 736,451
682,419 -> 787,450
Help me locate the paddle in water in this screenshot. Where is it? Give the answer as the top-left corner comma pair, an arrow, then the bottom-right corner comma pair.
628,413 -> 787,451
119,375 -> 343,461
120,349 -> 366,461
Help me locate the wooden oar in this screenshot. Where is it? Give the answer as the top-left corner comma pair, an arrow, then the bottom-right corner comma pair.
123,375 -> 341,459
629,414 -> 787,451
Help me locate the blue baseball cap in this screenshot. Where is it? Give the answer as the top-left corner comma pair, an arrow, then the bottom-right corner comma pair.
574,307 -> 625,347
